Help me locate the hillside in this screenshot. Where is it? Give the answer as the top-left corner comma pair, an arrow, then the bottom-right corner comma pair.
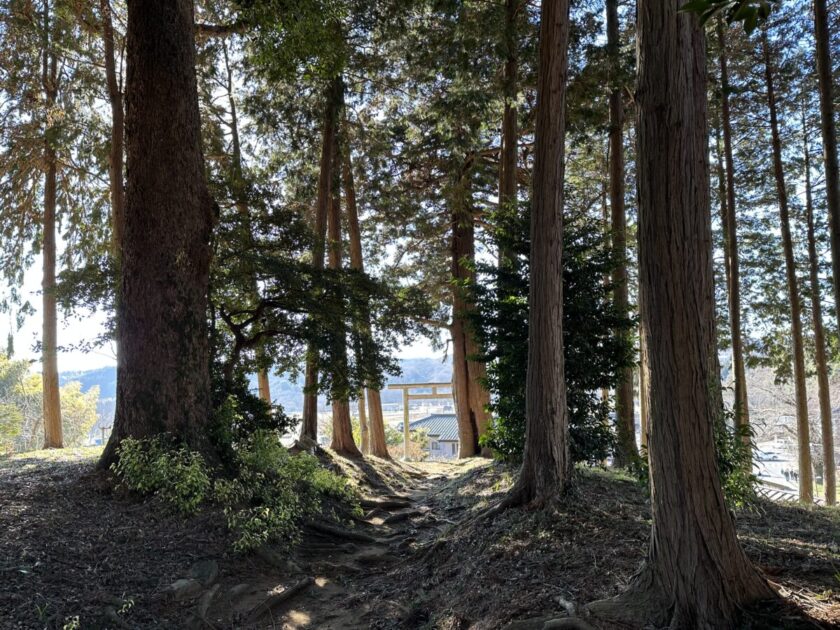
60,357 -> 453,429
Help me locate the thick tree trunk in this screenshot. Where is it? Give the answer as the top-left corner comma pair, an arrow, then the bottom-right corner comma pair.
589,4 -> 774,625
327,158 -> 361,458
763,31 -> 814,504
717,22 -> 750,431
301,79 -> 342,443
803,113 -> 836,506
41,8 -> 62,450
342,128 -> 388,458
101,0 -> 214,467
814,0 -> 840,335
638,324 -> 649,450
607,0 -> 636,468
502,0 -> 572,506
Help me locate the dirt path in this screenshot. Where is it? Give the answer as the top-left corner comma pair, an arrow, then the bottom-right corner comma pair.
218,461 -> 465,629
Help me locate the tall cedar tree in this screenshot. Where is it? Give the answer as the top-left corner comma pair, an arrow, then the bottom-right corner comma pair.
101,0 -> 214,466
588,2 -> 774,625
606,0 -> 635,467
761,28 -> 814,504
500,0 -> 572,507
814,0 -> 840,333
716,19 -> 750,432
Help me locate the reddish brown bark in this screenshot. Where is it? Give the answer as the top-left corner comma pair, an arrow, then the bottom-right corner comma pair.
101,0 -> 214,466
502,0 -> 572,505
589,4 -> 773,625
301,79 -> 342,443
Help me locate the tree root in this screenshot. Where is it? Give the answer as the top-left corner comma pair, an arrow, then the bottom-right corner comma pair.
246,576 -> 314,623
306,521 -> 379,543
360,497 -> 413,510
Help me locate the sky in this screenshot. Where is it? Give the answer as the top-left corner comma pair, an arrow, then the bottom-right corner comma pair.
7,254 -> 440,374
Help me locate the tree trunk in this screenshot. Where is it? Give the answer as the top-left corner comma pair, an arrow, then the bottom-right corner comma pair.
222,41 -> 271,404
342,125 -> 388,458
101,0 -> 214,467
607,0 -> 635,468
589,4 -> 774,625
327,152 -> 361,458
803,109 -> 836,506
717,21 -> 750,431
101,0 -> 125,258
301,79 -> 342,443
814,0 -> 840,337
42,5 -> 62,450
763,30 -> 813,504
450,181 -> 489,458
498,0 -> 519,269
502,0 -> 572,506
638,324 -> 649,450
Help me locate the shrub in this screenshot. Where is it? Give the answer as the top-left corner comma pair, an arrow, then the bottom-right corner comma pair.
215,430 -> 360,552
111,436 -> 211,515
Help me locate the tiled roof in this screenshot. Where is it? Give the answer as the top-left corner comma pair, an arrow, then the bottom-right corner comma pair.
409,414 -> 459,442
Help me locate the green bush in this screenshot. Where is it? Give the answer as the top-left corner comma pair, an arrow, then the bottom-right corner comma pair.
216,430 -> 359,552
111,430 -> 360,552
111,436 -> 211,515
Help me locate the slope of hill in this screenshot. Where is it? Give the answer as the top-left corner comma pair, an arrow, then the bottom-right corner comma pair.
60,357 -> 453,427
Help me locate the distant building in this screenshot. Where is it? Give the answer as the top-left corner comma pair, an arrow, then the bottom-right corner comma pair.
410,414 -> 460,460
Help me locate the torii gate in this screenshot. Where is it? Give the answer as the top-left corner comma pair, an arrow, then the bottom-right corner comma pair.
385,382 -> 454,460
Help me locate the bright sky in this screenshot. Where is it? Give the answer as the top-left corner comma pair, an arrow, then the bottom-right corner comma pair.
7,254 -> 439,374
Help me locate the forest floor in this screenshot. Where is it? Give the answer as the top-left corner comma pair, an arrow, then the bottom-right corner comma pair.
1,448 -> 839,629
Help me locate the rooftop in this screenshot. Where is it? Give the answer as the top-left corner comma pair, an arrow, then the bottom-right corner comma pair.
409,414 -> 459,442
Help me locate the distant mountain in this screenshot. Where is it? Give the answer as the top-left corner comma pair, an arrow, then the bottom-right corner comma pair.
60,357 -> 453,428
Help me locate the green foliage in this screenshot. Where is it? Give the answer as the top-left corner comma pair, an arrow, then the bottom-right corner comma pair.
681,0 -> 777,33
215,430 -> 359,552
473,203 -> 635,465
110,430 -> 359,553
111,436 -> 211,515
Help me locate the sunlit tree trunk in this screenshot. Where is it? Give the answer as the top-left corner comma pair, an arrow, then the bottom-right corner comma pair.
717,21 -> 750,432
327,147 -> 361,458
501,0 -> 572,506
803,108 -> 836,505
101,0 -> 214,466
762,30 -> 813,504
42,3 -> 62,449
301,79 -> 342,443
589,4 -> 774,625
607,0 -> 635,467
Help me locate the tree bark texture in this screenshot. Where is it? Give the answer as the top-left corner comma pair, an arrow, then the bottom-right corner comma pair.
327,158 -> 361,458
42,4 -> 62,449
589,4 -> 773,626
101,0 -> 214,466
717,21 -> 750,431
607,0 -> 636,468
803,113 -> 836,505
763,30 -> 814,504
450,181 -> 491,458
503,0 -> 572,505
301,79 -> 342,442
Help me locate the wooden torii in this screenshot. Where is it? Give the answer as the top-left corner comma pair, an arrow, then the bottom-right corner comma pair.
385,382 -> 454,460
